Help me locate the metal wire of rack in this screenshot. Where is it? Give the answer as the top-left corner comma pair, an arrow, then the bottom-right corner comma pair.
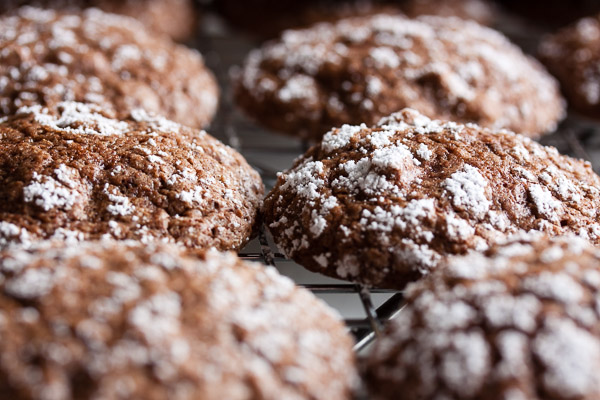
192,12 -> 600,355
239,226 -> 405,352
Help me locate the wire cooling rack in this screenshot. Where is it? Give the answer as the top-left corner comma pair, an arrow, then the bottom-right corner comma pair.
238,228 -> 405,351
191,12 -> 600,353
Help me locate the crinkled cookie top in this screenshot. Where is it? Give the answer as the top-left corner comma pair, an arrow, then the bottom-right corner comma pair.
0,6 -> 217,128
0,241 -> 356,400
366,233 -> 600,400
0,101 -> 263,251
264,108 -> 600,288
236,13 -> 564,140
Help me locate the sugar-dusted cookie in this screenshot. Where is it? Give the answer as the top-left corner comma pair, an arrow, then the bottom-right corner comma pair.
0,101 -> 263,251
0,7 -> 217,128
235,14 -> 564,141
540,14 -> 600,119
263,109 -> 600,288
0,241 -> 357,399
0,0 -> 198,41
366,233 -> 600,400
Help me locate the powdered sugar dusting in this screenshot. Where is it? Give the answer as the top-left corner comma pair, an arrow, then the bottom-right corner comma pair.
322,124 -> 366,152
23,172 -> 81,211
443,164 -> 491,219
369,234 -> 600,398
533,318 -> 600,397
17,102 -> 129,136
529,184 -> 563,222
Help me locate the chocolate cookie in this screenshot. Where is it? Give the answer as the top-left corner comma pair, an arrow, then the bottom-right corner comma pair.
501,0 -> 600,29
215,0 -> 401,39
0,0 -> 198,41
0,101 -> 263,251
539,14 -> 600,120
0,241 -> 357,399
401,0 -> 496,25
0,7 -> 217,129
365,233 -> 600,400
263,109 -> 600,289
235,14 -> 564,141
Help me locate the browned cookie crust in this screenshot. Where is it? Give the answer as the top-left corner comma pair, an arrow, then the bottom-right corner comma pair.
0,241 -> 357,399
263,109 -> 600,289
401,0 -> 496,25
365,234 -> 600,400
0,0 -> 198,41
235,14 -> 564,141
0,101 -> 263,251
539,14 -> 600,120
0,7 -> 217,129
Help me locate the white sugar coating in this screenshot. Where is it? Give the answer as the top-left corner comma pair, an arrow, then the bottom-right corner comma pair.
4,267 -> 55,299
539,245 -> 564,263
309,209 -> 327,238
378,108 -> 447,134
0,241 -> 356,399
523,271 -> 584,304
495,330 -> 530,379
443,164 -> 491,219
0,221 -> 31,248
371,143 -> 420,170
445,212 -> 475,241
529,184 -> 563,222
440,330 -> 491,396
420,298 -> 476,330
129,291 -> 182,345
130,108 -> 181,133
17,102 -> 129,136
279,159 -> 325,200
366,76 -> 383,96
482,294 -> 541,332
104,185 -> 135,216
368,234 -> 600,399
53,164 -> 78,188
533,318 -> 600,397
367,129 -> 395,148
23,172 -> 80,211
369,46 -> 400,68
278,74 -> 318,102
416,142 -> 432,160
321,124 -> 366,152
395,239 -> 440,274
333,158 -> 401,196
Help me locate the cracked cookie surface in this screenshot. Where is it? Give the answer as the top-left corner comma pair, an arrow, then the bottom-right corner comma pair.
365,233 -> 600,400
0,101 -> 263,251
0,241 -> 356,399
0,6 -> 217,128
264,108 -> 600,289
236,13 -> 564,141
